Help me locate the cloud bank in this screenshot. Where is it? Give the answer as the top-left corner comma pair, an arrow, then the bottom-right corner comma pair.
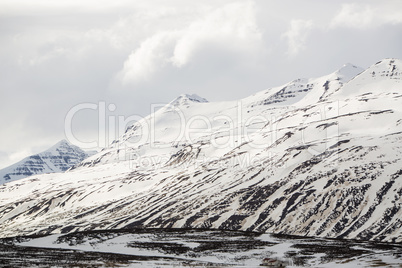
120,2 -> 262,83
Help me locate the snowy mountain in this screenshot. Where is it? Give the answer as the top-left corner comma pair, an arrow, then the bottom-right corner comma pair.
0,59 -> 401,243
0,140 -> 94,184
169,93 -> 209,107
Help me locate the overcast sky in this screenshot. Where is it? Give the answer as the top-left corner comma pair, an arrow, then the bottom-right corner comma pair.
1,0 -> 402,168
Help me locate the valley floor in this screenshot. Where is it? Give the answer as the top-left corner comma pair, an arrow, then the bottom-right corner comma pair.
0,229 -> 401,267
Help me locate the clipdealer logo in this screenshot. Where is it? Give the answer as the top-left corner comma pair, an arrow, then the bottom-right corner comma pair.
64,100 -> 340,169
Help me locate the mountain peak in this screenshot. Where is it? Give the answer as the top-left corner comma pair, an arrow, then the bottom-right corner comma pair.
331,58 -> 402,99
169,94 -> 208,107
0,140 -> 92,184
48,139 -> 75,153
334,63 -> 364,83
55,139 -> 70,147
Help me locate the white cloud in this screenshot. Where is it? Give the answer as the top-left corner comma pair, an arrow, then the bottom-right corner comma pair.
330,4 -> 375,29
171,1 -> 261,67
119,1 -> 262,84
330,3 -> 402,29
6,1 -> 262,84
121,32 -> 178,83
282,19 -> 313,56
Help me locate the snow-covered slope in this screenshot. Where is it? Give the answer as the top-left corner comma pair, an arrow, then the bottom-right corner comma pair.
0,140 -> 94,184
0,59 -> 401,243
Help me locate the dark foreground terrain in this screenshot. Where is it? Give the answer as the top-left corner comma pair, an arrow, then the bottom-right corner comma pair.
0,229 -> 401,267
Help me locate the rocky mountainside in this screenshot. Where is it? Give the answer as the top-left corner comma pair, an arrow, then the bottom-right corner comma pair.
0,59 -> 401,243
0,140 -> 94,184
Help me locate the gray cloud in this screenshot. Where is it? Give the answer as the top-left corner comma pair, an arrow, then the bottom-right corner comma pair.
0,0 -> 401,168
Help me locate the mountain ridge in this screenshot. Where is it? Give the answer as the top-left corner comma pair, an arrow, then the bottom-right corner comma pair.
0,59 -> 401,243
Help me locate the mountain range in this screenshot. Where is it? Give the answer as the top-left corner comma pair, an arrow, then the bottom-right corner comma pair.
0,59 -> 401,243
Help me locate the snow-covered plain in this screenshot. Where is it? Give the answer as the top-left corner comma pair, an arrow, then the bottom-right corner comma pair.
0,59 -> 401,248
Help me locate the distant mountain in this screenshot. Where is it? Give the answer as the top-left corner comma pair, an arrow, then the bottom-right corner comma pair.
0,59 -> 401,243
0,140 -> 94,184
